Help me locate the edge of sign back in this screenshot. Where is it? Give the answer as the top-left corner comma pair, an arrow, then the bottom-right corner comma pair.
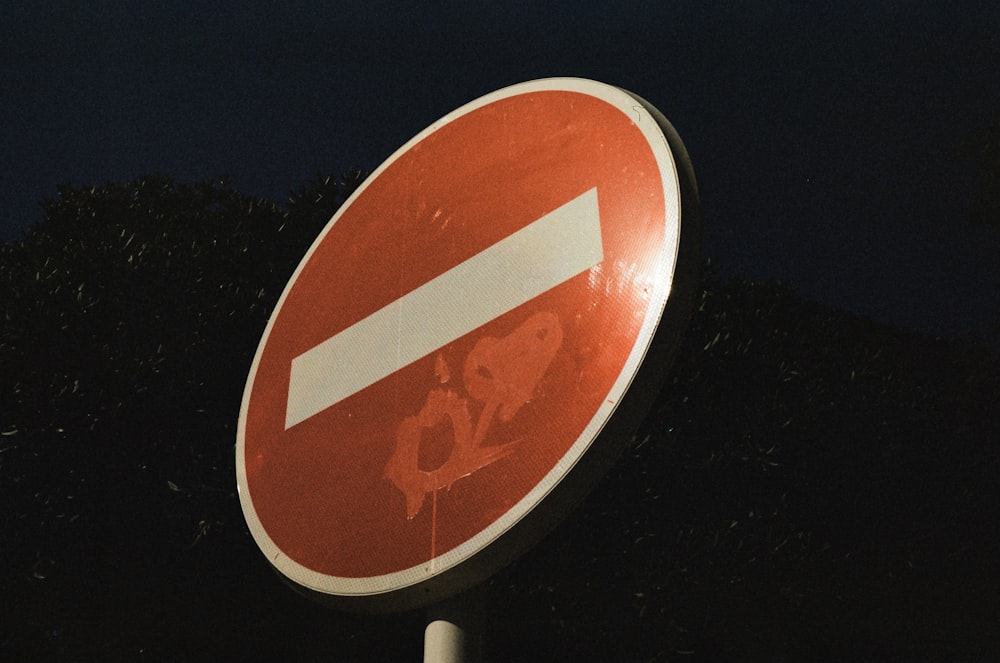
236,78 -> 701,612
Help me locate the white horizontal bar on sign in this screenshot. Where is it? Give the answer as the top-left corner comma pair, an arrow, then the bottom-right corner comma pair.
285,187 -> 603,430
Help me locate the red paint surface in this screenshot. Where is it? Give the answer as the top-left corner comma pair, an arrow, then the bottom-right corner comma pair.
243,89 -> 665,577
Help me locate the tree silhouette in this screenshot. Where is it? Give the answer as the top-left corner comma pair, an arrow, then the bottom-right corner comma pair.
0,173 -> 365,658
1,176 -> 998,661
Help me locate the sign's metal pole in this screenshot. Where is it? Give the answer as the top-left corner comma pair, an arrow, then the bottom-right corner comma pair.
423,618 -> 466,663
423,587 -> 484,663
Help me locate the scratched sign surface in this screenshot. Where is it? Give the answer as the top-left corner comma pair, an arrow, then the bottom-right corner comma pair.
236,79 -> 684,600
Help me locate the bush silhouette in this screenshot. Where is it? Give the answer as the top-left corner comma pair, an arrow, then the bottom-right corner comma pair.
2,175 -> 998,661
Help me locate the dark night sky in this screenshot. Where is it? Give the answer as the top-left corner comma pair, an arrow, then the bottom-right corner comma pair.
3,1 -> 998,342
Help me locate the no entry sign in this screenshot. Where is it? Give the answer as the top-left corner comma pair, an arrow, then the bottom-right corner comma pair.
237,78 -> 700,610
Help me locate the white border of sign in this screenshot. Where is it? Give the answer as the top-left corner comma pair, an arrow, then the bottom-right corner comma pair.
236,77 -> 696,606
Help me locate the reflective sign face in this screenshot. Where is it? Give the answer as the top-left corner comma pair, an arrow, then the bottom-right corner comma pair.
237,78 -> 693,607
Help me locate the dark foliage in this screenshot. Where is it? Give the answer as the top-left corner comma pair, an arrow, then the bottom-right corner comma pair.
1,177 -> 998,661
490,273 -> 1000,661
0,173 -> 366,659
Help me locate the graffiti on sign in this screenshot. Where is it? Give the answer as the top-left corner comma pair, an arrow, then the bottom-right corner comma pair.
385,312 -> 563,518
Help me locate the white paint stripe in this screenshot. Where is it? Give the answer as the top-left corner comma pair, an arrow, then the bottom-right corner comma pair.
285,187 -> 603,429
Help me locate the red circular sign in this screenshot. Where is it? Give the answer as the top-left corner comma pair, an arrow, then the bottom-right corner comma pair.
237,78 -> 699,609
